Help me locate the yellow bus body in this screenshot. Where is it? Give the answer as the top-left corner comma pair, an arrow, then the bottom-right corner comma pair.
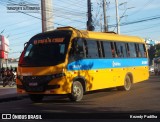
16,27 -> 149,100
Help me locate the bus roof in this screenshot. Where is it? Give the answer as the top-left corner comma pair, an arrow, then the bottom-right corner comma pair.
81,30 -> 144,43
57,26 -> 145,43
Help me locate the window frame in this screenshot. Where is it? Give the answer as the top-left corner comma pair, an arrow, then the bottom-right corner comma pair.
69,37 -> 147,60
85,39 -> 100,59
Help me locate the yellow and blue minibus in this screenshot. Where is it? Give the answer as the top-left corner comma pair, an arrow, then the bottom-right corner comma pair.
16,27 -> 149,102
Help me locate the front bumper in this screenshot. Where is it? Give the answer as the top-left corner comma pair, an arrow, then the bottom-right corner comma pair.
16,74 -> 71,94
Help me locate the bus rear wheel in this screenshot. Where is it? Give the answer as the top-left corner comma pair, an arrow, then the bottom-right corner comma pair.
68,81 -> 83,102
117,75 -> 132,91
29,94 -> 44,103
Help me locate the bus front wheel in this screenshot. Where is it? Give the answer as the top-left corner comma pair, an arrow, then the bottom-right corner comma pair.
68,81 -> 83,102
29,94 -> 44,103
117,75 -> 132,91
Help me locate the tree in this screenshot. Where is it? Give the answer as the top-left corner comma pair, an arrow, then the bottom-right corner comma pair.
155,44 -> 160,58
148,45 -> 156,65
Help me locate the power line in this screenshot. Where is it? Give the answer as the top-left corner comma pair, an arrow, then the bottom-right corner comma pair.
57,0 -> 87,9
0,0 -> 65,26
108,15 -> 160,28
121,16 -> 160,26
3,1 -> 160,46
0,0 -> 86,34
128,0 -> 155,16
123,21 -> 160,33
9,14 -> 160,47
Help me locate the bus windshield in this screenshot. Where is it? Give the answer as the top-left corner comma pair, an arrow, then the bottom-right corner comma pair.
20,30 -> 72,67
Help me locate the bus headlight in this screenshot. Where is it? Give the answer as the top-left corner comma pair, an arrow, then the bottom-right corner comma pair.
51,73 -> 65,79
17,73 -> 65,82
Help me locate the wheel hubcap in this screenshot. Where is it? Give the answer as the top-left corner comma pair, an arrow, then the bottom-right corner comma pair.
73,85 -> 81,97
125,78 -> 131,90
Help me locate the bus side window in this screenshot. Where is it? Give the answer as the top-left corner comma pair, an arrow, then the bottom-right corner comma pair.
115,42 -> 121,57
128,43 -> 136,58
113,42 -> 118,58
125,43 -> 130,57
97,41 -> 103,58
86,40 -> 99,58
69,41 -> 75,59
110,42 -> 117,58
139,44 -> 146,57
111,42 -> 115,57
76,39 -> 85,57
102,41 -> 112,58
135,44 -> 141,57
143,44 -> 147,57
115,42 -> 127,58
69,38 -> 85,62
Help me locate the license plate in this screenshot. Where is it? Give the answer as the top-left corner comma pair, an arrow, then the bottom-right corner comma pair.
29,82 -> 38,86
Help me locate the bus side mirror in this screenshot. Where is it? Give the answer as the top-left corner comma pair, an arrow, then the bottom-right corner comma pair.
24,42 -> 28,48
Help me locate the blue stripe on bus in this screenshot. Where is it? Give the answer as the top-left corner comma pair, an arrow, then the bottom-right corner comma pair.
67,58 -> 148,71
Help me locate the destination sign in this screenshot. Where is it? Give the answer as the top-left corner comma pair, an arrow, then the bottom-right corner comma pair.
34,38 -> 64,45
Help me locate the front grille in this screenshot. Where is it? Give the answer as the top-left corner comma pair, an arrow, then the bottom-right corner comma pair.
25,85 -> 44,92
21,75 -> 53,92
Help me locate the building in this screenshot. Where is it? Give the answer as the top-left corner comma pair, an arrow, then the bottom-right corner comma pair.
4,58 -> 18,68
0,35 -> 9,68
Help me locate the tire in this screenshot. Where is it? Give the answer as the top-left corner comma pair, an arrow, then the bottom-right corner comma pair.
117,75 -> 132,91
29,94 -> 44,103
68,81 -> 83,102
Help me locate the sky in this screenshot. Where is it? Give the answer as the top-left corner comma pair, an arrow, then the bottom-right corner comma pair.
0,0 -> 160,59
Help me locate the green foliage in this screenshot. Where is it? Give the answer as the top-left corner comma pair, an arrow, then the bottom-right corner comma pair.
155,44 -> 160,58
148,45 -> 155,58
148,45 -> 156,65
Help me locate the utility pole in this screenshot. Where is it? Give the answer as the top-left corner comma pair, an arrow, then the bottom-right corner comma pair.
103,0 -> 108,32
100,14 -> 103,32
41,0 -> 54,32
115,0 -> 120,34
87,0 -> 94,31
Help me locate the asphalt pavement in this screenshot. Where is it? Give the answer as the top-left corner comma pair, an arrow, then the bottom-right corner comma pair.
0,81 -> 27,102
0,74 -> 155,102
